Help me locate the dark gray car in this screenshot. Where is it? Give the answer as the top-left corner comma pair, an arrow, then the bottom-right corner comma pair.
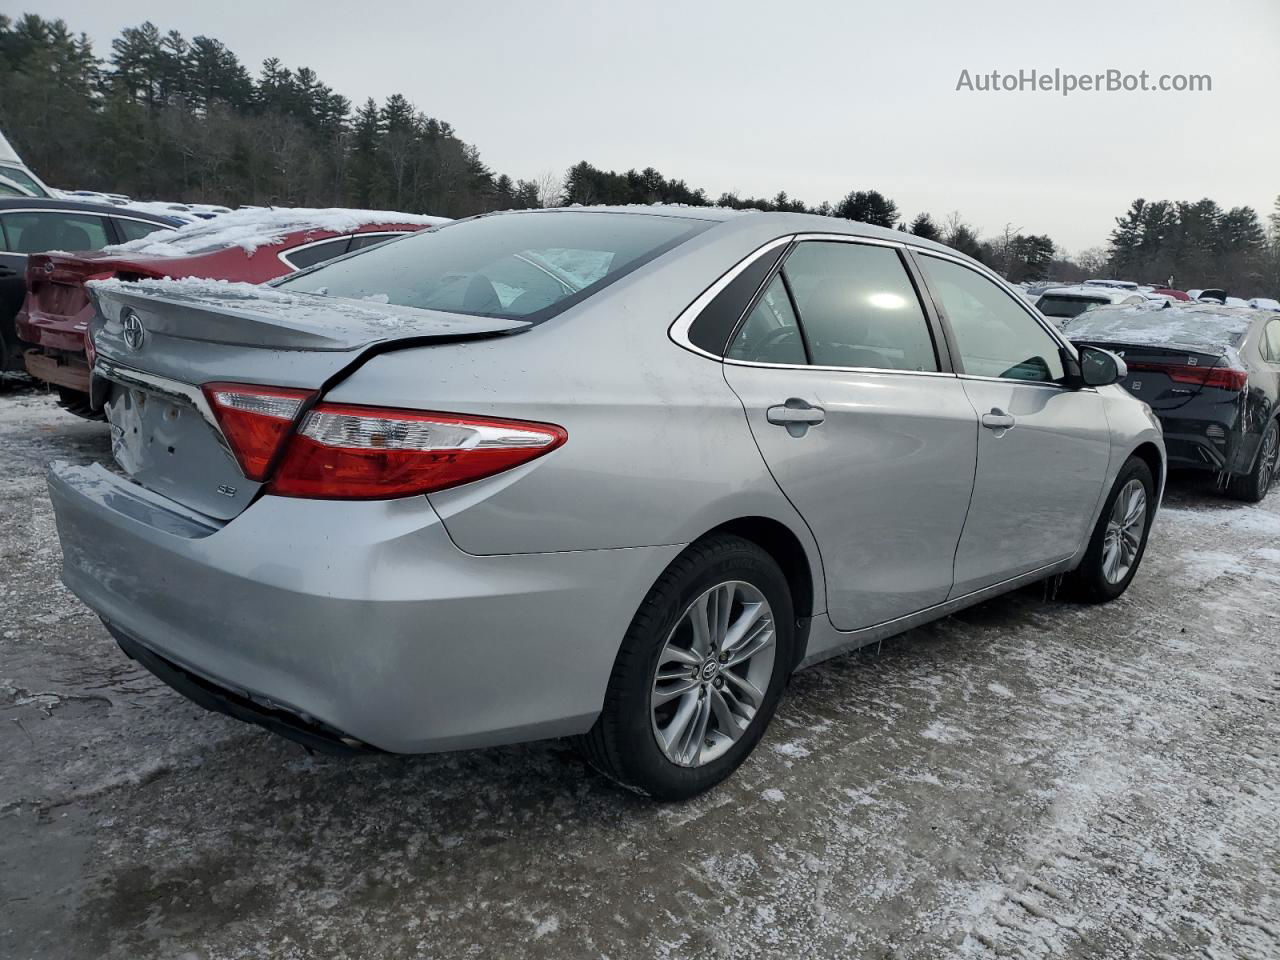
1065,302 -> 1280,501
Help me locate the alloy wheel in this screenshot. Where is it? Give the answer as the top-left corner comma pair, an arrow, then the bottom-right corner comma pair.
650,580 -> 776,768
1259,423 -> 1279,494
1102,478 -> 1147,584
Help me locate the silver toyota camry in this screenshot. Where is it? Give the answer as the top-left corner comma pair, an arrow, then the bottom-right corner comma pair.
48,207 -> 1165,799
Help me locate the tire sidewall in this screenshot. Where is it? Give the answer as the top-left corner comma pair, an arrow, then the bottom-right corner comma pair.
1079,457 -> 1156,600
613,540 -> 794,800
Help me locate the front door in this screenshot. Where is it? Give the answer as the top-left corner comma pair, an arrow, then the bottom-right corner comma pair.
722,239 -> 978,631
914,253 -> 1111,595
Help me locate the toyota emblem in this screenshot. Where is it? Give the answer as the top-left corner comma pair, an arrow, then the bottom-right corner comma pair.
121,310 -> 145,351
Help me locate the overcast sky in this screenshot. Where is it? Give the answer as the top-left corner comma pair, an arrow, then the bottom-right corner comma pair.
31,0 -> 1280,252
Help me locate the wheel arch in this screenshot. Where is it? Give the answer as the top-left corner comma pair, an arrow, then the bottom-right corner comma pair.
699,515 -> 819,668
1130,441 -> 1165,498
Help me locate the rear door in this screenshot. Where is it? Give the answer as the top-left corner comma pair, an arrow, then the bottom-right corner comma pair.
914,253 -> 1110,595
722,237 -> 978,631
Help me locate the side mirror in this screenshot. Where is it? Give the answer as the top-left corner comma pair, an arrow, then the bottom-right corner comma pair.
1077,345 -> 1127,387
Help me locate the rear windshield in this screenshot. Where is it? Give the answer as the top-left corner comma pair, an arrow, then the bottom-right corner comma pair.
277,211 -> 709,322
1037,294 -> 1107,319
1064,305 -> 1252,350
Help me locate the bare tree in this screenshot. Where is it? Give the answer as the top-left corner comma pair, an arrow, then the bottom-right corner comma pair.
535,169 -> 563,208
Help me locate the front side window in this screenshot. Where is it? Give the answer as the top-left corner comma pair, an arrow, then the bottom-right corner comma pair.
781,241 -> 937,371
114,217 -> 174,243
921,255 -> 1065,383
0,211 -> 110,254
727,275 -> 806,365
278,211 -> 709,322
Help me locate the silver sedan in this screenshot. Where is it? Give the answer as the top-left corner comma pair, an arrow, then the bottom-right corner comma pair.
49,207 -> 1165,799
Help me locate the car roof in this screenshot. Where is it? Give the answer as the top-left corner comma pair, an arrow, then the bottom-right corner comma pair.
490,205 -> 964,259
0,196 -> 182,222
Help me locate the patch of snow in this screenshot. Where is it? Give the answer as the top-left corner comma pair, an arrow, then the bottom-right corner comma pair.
761,788 -> 786,803
1064,302 -> 1253,351
102,206 -> 449,258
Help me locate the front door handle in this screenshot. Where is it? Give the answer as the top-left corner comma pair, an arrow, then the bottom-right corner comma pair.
767,401 -> 826,426
981,409 -> 1015,432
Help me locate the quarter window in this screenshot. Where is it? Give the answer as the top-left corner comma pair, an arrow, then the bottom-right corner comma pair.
781,241 -> 937,371
920,255 -> 1065,383
727,275 -> 806,365
282,237 -> 351,270
0,211 -> 110,254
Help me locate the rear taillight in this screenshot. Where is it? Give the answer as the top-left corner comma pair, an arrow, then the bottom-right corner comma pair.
268,404 -> 567,499
203,382 -> 315,481
1125,361 -> 1247,392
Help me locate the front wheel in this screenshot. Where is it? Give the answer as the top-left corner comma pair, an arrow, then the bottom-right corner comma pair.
577,535 -> 795,801
1067,456 -> 1155,603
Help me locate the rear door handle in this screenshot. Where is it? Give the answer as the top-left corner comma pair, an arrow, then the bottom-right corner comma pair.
767,401 -> 826,426
981,410 -> 1015,431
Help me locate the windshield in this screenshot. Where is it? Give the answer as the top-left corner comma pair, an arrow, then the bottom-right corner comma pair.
0,165 -> 47,198
1037,294 -> 1106,319
278,211 -> 709,321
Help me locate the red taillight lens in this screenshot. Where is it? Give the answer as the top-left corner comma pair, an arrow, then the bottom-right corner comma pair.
1125,361 -> 1247,392
267,404 -> 567,499
203,382 -> 315,481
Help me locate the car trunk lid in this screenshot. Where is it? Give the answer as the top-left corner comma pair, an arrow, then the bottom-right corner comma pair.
87,278 -> 528,520
1071,340 -> 1241,410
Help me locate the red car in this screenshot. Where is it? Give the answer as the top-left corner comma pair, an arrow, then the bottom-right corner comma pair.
1149,287 -> 1191,301
16,207 -> 447,411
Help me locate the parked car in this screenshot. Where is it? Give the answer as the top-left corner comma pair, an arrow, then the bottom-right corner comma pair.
1034,284 -> 1147,325
1083,279 -> 1140,291
1066,302 -> 1280,501
1150,287 -> 1191,302
48,207 -> 1165,800
16,207 -> 447,411
1249,297 -> 1280,311
0,129 -> 54,199
0,197 -> 182,377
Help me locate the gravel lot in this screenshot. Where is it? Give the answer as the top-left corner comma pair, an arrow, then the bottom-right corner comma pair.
2,383 -> 1277,960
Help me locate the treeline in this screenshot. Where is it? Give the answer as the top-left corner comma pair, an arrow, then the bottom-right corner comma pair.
1107,197 -> 1279,295
1,13 -> 1275,294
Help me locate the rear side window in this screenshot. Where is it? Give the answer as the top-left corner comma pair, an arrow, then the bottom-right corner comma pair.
277,211 -> 709,322
921,255 -> 1065,383
282,237 -> 351,270
778,241 -> 937,371
1264,320 -> 1280,363
1037,295 -> 1104,320
1,211 -> 110,254
114,217 -> 174,243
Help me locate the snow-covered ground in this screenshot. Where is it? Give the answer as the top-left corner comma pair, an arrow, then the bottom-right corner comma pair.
1,385 -> 1276,960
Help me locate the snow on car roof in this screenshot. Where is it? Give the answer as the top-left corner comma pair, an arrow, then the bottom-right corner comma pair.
104,207 -> 450,258
1063,302 -> 1255,351
1038,284 -> 1137,302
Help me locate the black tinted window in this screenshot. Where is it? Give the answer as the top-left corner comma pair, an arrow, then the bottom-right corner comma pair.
1037,295 -> 1104,320
782,241 -> 936,371
114,218 -> 174,243
347,232 -> 399,252
283,237 -> 351,269
279,212 -> 709,322
727,275 -> 806,364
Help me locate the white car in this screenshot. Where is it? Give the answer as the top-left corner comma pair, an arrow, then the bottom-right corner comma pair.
1035,284 -> 1147,326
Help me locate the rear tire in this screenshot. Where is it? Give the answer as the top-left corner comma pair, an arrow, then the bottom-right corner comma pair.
577,534 -> 795,801
1227,419 -> 1279,503
1067,456 -> 1155,603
